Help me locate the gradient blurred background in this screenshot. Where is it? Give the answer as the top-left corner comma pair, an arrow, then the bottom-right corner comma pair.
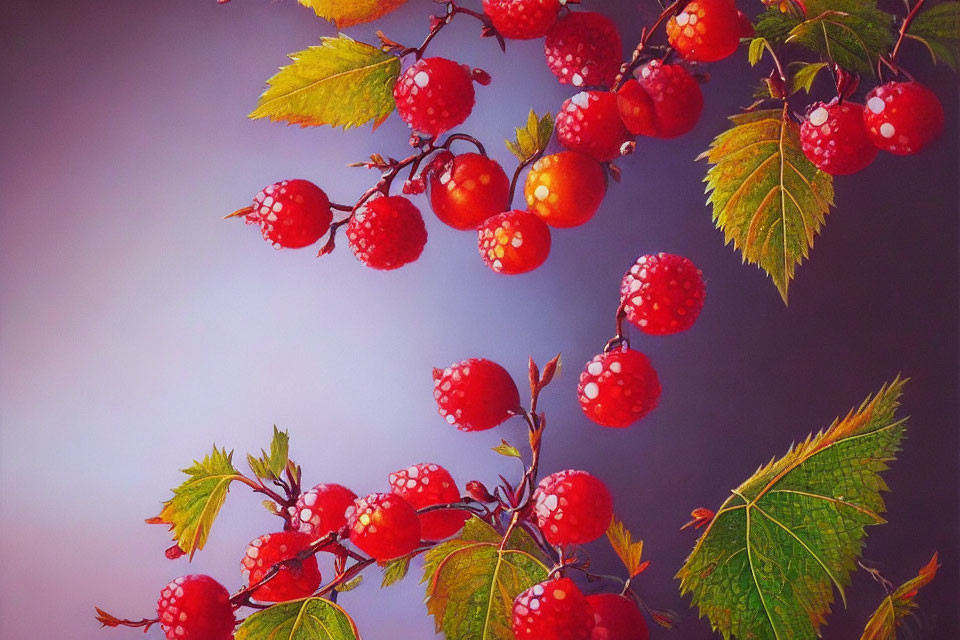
1,0 -> 957,638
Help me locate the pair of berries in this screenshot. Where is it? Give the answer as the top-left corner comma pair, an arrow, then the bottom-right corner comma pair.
513,579 -> 650,640
800,81 -> 944,175
666,0 -> 753,63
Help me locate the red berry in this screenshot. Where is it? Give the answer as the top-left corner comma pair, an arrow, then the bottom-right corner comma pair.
433,358 -> 520,431
394,58 -> 476,136
244,179 -> 332,249
666,0 -> 742,63
346,492 -> 422,561
800,100 -> 878,175
293,483 -> 357,538
478,210 -> 552,274
389,463 -> 470,540
513,577 -> 595,640
618,61 -> 703,138
241,531 -> 322,602
620,253 -> 706,335
429,153 -> 511,230
533,469 -> 614,545
483,0 -> 561,39
347,196 -> 427,270
524,152 -> 606,228
544,12 -> 622,88
863,81 -> 945,155
156,575 -> 235,640
578,347 -> 661,428
556,91 -> 633,162
587,594 -> 650,640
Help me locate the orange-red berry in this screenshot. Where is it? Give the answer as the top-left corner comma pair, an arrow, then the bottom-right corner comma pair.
429,153 -> 510,230
556,91 -> 633,162
433,358 -> 520,431
389,463 -> 470,540
524,152 -> 606,228
241,531 -> 322,602
478,210 -> 552,274
666,0 -> 742,63
618,61 -> 703,138
346,493 -> 422,561
800,100 -> 878,175
483,0 -> 561,39
293,483 -> 357,539
863,81 -> 945,155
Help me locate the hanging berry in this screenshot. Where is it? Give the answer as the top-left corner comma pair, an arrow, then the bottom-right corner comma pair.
863,81 -> 945,155
389,463 -> 470,540
241,531 -> 322,602
620,253 -> 706,335
293,483 -> 358,538
433,357 -> 520,431
544,11 -> 623,88
578,347 -> 661,428
533,469 -> 614,545
512,578 -> 595,640
524,152 -> 607,228
394,57 -> 478,136
587,594 -> 650,640
235,179 -> 333,249
346,493 -> 422,561
156,575 -> 235,640
556,90 -> 633,162
800,100 -> 878,175
429,152 -> 511,230
482,0 -> 562,40
478,209 -> 552,274
347,196 -> 427,270
666,0 -> 743,63
618,61 -> 704,139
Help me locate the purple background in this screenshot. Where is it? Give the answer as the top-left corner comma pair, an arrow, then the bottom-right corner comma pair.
1,0 -> 956,638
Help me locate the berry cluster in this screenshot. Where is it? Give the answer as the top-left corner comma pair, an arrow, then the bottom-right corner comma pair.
800,81 -> 944,176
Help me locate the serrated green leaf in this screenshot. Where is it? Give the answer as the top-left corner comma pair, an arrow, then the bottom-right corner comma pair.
787,0 -> 895,74
701,107 -> 834,303
754,8 -> 803,43
422,518 -> 549,640
248,426 -> 290,480
492,440 -> 522,459
235,598 -> 360,640
505,109 -> 554,163
790,61 -> 829,93
297,0 -> 408,28
860,553 -> 939,640
678,378 -> 909,640
749,37 -> 770,66
906,2 -> 960,69
250,35 -> 401,130
381,556 -> 411,587
153,446 -> 243,559
607,517 -> 647,578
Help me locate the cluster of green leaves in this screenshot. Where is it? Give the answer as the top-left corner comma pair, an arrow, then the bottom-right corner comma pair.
505,109 -> 555,164
678,378 -> 908,639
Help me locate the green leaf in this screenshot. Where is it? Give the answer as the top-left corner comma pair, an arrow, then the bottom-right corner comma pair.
248,426 -> 290,481
423,518 -> 549,640
492,440 -> 522,459
749,37 -> 770,66
297,0 -> 408,28
152,446 -> 243,559
701,107 -> 834,303
787,0 -> 895,74
235,598 -> 360,640
381,556 -> 411,587
336,575 -> 364,593
907,2 -> 960,69
677,378 -> 909,640
754,8 -> 803,43
607,517 -> 648,578
250,35 -> 402,130
506,109 -> 554,163
790,61 -> 829,93
860,553 -> 939,640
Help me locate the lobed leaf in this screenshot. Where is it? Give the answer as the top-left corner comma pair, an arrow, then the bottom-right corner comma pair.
506,109 -> 554,163
790,61 -> 829,93
235,598 -> 360,640
906,2 -> 960,69
250,35 -> 401,130
678,378 -> 909,640
787,0 -> 895,75
422,518 -> 549,640
607,517 -> 649,577
297,0 -> 408,28
247,425 -> 290,481
749,37 -> 771,66
860,553 -> 939,640
152,446 -> 243,559
701,107 -> 834,303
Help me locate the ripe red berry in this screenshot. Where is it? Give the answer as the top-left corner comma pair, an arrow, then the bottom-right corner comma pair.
433,358 -> 520,431
587,594 -> 650,640
544,12 -> 622,88
578,347 -> 661,428
666,0 -> 742,63
478,210 -> 552,274
617,61 -> 703,138
241,531 -> 322,602
346,493 -> 422,561
483,0 -> 561,39
513,578 -> 595,640
524,152 -> 606,228
243,179 -> 332,249
389,463 -> 470,540
429,153 -> 510,230
556,91 -> 633,162
293,483 -> 358,538
533,469 -> 614,545
620,253 -> 706,335
394,57 -> 476,136
156,575 -> 235,640
863,81 -> 945,155
800,100 -> 878,175
347,196 -> 427,270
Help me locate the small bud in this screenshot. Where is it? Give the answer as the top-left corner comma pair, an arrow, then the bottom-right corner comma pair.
619,140 -> 636,157
466,480 -> 495,503
403,177 -> 426,195
164,544 -> 187,560
471,68 -> 492,86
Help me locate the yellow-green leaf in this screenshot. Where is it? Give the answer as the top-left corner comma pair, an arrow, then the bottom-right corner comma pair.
790,61 -> 829,93
678,378 -> 908,640
381,556 -> 411,587
860,553 -> 939,640
701,106 -> 834,303
250,35 -> 401,130
298,0 -> 408,28
749,37 -> 770,66
506,109 -> 554,163
607,517 -> 648,577
422,518 -> 549,640
787,0 -> 895,75
235,598 -> 360,640
153,446 -> 243,559
492,440 -> 522,459
907,2 -> 960,69
247,425 -> 289,480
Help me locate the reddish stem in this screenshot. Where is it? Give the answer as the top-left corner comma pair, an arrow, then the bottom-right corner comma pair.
614,0 -> 684,90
